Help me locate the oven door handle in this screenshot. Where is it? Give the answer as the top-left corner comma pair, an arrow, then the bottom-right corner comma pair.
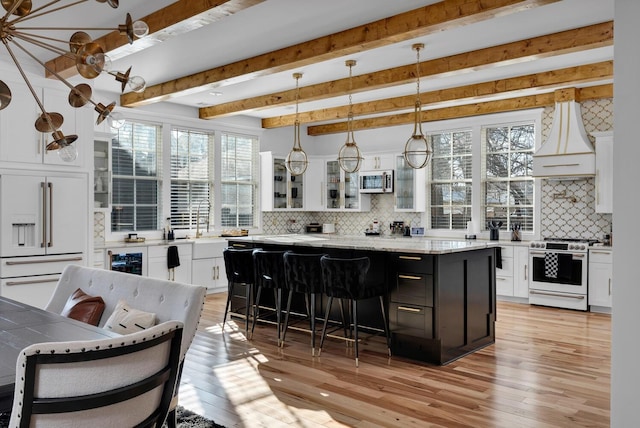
530,290 -> 586,299
530,251 -> 585,258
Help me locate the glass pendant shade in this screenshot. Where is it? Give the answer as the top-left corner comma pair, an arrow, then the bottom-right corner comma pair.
338,60 -> 363,173
285,73 -> 308,176
403,43 -> 432,169
338,135 -> 363,173
58,142 -> 78,162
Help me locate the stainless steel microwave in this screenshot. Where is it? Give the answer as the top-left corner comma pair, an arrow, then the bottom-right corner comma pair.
359,169 -> 394,193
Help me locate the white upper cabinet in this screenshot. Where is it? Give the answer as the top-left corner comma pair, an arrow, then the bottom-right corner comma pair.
593,131 -> 613,213
362,153 -> 394,171
260,152 -> 306,211
394,154 -> 426,212
0,81 -> 85,167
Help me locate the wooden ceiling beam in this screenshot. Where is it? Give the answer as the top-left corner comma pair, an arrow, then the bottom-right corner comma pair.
306,84 -> 613,135
45,0 -> 264,79
261,61 -> 613,128
201,21 -> 613,120
122,0 -> 562,107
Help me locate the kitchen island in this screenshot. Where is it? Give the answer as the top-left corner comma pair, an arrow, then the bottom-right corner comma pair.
227,235 -> 497,365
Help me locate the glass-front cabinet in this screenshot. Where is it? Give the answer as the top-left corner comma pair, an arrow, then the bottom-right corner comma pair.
325,159 -> 370,211
394,154 -> 425,212
94,137 -> 112,210
260,152 -> 305,211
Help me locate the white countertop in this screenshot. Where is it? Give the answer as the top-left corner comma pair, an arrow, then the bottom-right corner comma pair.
227,234 -> 500,254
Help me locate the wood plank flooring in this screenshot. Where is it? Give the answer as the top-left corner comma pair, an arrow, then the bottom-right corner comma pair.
177,294 -> 610,427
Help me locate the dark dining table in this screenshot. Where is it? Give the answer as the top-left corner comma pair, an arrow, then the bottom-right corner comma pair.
0,296 -> 118,413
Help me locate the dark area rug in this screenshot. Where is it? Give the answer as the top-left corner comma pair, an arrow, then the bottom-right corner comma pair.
0,406 -> 225,428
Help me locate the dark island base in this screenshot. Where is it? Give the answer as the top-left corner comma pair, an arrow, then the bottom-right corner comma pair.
228,240 -> 497,366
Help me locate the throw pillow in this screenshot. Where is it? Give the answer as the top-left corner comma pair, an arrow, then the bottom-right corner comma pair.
60,288 -> 106,326
104,299 -> 156,334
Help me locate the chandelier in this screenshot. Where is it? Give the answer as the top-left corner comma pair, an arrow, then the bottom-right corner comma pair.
337,59 -> 363,173
0,0 -> 149,161
403,43 -> 433,169
284,72 -> 307,176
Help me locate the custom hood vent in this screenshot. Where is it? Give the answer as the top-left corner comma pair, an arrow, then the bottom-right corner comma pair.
532,90 -> 595,178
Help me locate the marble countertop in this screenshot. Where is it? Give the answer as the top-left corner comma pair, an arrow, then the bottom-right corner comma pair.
226,234 -> 500,254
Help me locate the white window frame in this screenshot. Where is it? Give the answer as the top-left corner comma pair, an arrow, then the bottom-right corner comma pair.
423,109 -> 543,241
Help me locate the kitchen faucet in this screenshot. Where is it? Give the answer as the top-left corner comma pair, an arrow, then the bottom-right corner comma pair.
195,199 -> 210,238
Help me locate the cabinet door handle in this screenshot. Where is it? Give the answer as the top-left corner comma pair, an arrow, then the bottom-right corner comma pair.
591,251 -> 611,255
497,277 -> 507,281
5,256 -> 83,265
397,306 -> 422,313
399,255 -> 421,261
40,182 -> 46,248
48,181 -> 53,247
233,243 -> 247,248
608,278 -> 612,296
6,277 -> 59,286
524,264 -> 528,280
398,274 -> 422,280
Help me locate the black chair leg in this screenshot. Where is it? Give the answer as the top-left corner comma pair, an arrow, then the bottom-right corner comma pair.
379,296 -> 392,356
244,282 -> 252,337
281,290 -> 294,347
166,408 -> 177,428
310,293 -> 316,356
353,299 -> 359,367
250,286 -> 263,339
338,298 -> 350,344
275,288 -> 282,346
318,296 -> 334,356
222,281 -> 233,332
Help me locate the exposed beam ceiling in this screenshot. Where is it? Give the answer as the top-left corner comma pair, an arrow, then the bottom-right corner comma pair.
262,61 -> 613,128
306,84 -> 613,136
119,0 -> 563,108
44,0 -> 264,79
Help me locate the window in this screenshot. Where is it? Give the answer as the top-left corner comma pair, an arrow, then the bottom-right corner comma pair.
483,123 -> 535,231
111,121 -> 161,232
170,128 -> 214,231
220,132 -> 258,227
430,130 -> 473,229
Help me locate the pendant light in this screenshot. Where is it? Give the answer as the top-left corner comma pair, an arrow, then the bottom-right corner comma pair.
285,72 -> 308,176
338,59 -> 363,173
403,43 -> 433,169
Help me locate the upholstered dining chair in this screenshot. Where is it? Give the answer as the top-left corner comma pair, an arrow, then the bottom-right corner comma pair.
9,321 -> 183,428
44,265 -> 207,428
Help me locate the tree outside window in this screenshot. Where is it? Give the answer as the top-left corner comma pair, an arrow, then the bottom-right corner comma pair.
483,124 -> 535,231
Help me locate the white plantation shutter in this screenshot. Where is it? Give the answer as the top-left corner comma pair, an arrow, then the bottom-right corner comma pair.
111,121 -> 161,232
221,132 -> 258,228
170,129 -> 214,230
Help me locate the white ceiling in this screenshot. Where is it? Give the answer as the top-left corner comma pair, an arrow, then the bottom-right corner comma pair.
1,0 -> 615,123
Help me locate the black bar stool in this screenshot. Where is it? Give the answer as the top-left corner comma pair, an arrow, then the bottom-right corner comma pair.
252,249 -> 288,343
282,251 -> 327,355
222,247 -> 256,336
319,255 -> 391,367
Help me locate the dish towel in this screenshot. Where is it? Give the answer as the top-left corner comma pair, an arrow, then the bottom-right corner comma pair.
556,253 -> 574,280
167,245 -> 180,281
544,252 -> 558,278
495,246 -> 502,269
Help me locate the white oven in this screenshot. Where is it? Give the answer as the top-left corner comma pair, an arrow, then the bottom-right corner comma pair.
528,240 -> 590,310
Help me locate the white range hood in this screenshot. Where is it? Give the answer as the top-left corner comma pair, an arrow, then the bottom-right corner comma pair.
532,100 -> 595,178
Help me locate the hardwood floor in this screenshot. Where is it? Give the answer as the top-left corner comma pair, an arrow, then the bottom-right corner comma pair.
178,294 -> 611,427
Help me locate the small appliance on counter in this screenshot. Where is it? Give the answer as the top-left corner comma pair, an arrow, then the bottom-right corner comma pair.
306,223 -> 322,233
322,223 -> 336,234
389,221 -> 405,236
365,219 -> 381,236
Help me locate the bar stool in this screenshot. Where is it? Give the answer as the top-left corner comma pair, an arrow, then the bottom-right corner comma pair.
251,249 -> 288,343
282,251 -> 327,355
319,255 -> 391,367
222,247 -> 256,336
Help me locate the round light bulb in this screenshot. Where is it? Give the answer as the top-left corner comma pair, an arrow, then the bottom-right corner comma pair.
58,143 -> 78,162
403,135 -> 432,169
133,20 -> 149,38
338,143 -> 362,173
128,75 -> 146,93
285,149 -> 308,176
107,111 -> 125,129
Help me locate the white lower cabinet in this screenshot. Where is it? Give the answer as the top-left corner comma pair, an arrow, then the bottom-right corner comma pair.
147,243 -> 192,283
589,248 -> 612,311
496,245 -> 529,299
191,240 -> 227,294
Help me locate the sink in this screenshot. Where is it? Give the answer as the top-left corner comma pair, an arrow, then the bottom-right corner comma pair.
192,238 -> 227,259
